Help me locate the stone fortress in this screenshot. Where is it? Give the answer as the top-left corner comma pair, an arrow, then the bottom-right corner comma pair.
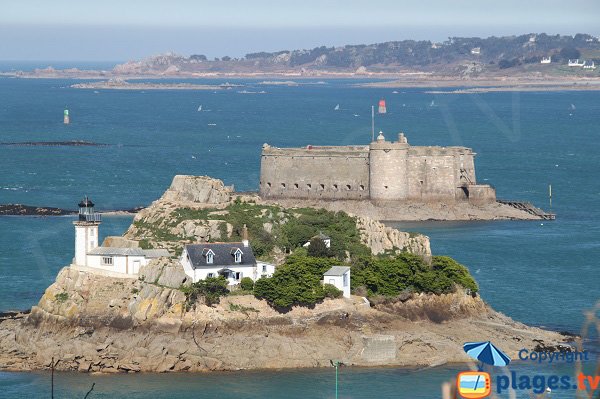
259,131 -> 497,205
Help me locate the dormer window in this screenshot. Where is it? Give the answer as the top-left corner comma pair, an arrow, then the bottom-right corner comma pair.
231,248 -> 243,263
202,248 -> 215,264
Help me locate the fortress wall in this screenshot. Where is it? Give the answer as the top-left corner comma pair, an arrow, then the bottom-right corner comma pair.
259,146 -> 370,199
406,155 -> 458,201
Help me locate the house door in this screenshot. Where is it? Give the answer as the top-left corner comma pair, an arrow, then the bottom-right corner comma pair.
133,260 -> 141,274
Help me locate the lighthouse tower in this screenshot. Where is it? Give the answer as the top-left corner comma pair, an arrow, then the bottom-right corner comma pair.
73,196 -> 101,266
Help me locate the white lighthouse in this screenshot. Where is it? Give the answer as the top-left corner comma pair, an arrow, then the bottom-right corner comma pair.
73,196 -> 101,266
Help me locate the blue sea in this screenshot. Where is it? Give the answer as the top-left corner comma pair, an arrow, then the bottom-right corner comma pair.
0,71 -> 599,398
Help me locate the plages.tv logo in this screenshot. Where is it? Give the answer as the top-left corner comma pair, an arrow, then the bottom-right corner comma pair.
456,341 -> 511,399
457,371 -> 491,399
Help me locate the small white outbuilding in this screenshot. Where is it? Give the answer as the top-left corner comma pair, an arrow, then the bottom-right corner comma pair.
323,266 -> 351,298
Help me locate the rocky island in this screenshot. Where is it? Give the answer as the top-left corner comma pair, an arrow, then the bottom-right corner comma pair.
0,176 -> 568,373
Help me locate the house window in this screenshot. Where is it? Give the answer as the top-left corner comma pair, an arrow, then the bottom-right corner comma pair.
90,229 -> 94,236
206,252 -> 214,264
234,251 -> 242,263
102,256 -> 113,266
262,265 -> 267,272
343,273 -> 348,287
235,272 -> 241,280
208,273 -> 214,278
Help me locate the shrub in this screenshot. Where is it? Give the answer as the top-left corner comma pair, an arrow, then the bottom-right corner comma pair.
180,276 -> 229,308
54,292 -> 68,303
240,277 -> 254,291
351,254 -> 478,297
322,284 -> 343,299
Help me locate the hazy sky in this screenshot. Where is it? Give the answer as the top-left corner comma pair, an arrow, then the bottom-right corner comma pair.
1,0 -> 599,61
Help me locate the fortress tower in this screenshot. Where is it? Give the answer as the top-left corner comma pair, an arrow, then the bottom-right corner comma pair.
73,196 -> 101,266
369,132 -> 409,201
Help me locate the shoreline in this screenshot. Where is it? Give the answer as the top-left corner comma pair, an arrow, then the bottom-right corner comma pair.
2,71 -> 600,92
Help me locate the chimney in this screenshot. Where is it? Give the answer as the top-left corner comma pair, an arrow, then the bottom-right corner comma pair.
242,224 -> 249,247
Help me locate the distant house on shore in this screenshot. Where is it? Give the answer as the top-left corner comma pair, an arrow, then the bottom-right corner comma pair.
180,225 -> 275,285
323,266 -> 351,298
540,56 -> 552,64
470,47 -> 481,55
303,232 -> 331,249
71,197 -> 169,276
568,59 -> 585,67
583,61 -> 596,70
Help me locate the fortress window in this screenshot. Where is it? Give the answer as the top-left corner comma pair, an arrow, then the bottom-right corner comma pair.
281,183 -> 286,188
294,183 -> 299,189
320,184 -> 325,190
359,185 -> 365,191
384,185 -> 388,189
307,183 -> 312,189
333,184 -> 338,190
267,182 -> 271,188
419,180 -> 424,185
346,184 -> 351,190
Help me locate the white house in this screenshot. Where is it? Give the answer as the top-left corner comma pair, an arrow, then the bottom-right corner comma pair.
72,197 -> 169,276
568,59 -> 585,67
470,47 -> 481,55
303,232 -> 331,249
583,61 -> 596,70
540,56 -> 551,64
180,225 -> 275,285
323,266 -> 351,298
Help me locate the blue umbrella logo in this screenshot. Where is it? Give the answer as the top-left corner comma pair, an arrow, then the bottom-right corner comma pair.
463,341 -> 511,367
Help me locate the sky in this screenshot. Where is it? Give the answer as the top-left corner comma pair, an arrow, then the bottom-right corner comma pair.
1,0 -> 599,62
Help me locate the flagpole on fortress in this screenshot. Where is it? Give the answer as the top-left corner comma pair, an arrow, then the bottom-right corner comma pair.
371,105 -> 375,142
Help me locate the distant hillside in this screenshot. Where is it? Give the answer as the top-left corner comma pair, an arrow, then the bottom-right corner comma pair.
112,33 -> 600,76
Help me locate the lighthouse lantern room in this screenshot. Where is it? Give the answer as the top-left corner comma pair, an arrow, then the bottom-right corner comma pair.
73,196 -> 101,267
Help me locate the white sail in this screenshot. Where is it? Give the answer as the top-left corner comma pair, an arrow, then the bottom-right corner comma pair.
334,104 -> 340,110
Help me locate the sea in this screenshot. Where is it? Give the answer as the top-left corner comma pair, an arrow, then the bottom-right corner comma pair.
0,65 -> 599,398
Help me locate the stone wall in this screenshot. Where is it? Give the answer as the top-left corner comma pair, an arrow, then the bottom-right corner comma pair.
259,144 -> 370,200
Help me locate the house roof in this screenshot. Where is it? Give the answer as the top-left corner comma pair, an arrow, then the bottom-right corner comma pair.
184,242 -> 256,268
324,266 -> 350,276
87,247 -> 170,258
314,232 -> 331,240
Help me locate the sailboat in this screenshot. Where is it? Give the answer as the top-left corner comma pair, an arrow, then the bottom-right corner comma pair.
570,104 -> 576,110
430,100 -> 436,107
197,105 -> 202,112
334,104 -> 340,111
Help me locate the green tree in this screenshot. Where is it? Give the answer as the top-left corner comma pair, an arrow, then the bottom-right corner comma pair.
307,237 -> 330,258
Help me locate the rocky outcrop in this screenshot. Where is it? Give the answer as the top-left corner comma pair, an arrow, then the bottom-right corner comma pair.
0,267 -> 567,373
356,216 -> 431,257
161,175 -> 233,205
